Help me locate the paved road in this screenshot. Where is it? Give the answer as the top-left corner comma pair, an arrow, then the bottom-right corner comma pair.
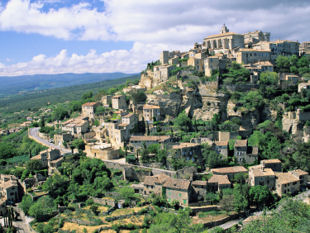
29,127 -> 71,154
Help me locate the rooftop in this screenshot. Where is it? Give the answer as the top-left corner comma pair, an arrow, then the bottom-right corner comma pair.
235,140 -> 248,147
205,32 -> 242,40
211,166 -> 247,174
163,178 -> 190,190
289,169 -> 309,177
275,172 -> 300,185
250,166 -> 275,177
192,180 -> 208,186
172,143 -> 200,150
143,104 -> 160,110
82,102 -> 97,107
261,159 -> 281,164
130,135 -> 171,142
208,174 -> 231,185
214,141 -> 229,147
239,48 -> 271,53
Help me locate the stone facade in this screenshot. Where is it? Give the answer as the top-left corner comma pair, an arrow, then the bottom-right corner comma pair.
62,116 -> 89,137
101,95 -> 112,107
249,165 -> 276,190
211,166 -> 248,181
203,25 -> 244,53
112,95 -> 127,110
85,143 -> 120,160
236,49 -> 271,65
129,135 -> 171,151
82,102 -> 98,119
143,104 -> 161,122
172,143 -> 202,161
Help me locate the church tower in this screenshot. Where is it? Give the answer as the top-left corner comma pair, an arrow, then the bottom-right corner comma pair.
220,24 -> 229,34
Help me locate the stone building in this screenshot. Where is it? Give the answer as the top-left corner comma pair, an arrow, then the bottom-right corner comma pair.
249,165 -> 276,190
213,141 -> 229,158
163,178 -> 193,206
121,113 -> 138,130
54,133 -> 73,147
31,149 -> 63,175
279,73 -> 300,89
85,143 -> 120,160
275,172 -> 300,197
82,102 -> 98,119
207,174 -> 231,192
298,80 -> 310,93
299,41 -> 310,56
0,174 -> 23,214
211,166 -> 248,181
62,116 -> 89,136
234,140 -> 258,165
288,169 -> 309,189
172,143 -> 201,161
129,135 -> 171,151
236,49 -> 271,65
253,40 -> 300,61
112,95 -> 127,110
153,65 -> 173,84
143,173 -> 170,196
191,180 -> 208,200
260,159 -> 282,172
187,57 -> 204,72
143,104 -> 161,123
160,51 -> 169,65
203,25 -> 244,53
101,95 -> 112,107
204,55 -> 227,77
243,30 -> 270,47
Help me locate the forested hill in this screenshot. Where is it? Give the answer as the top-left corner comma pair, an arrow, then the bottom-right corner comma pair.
0,72 -> 135,97
0,74 -> 139,114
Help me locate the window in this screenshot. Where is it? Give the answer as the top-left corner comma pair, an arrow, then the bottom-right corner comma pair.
179,193 -> 182,197
183,200 -> 187,204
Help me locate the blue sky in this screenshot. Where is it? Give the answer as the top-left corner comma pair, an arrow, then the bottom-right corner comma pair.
0,0 -> 310,76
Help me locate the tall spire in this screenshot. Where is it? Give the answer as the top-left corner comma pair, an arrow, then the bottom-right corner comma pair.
221,24 -> 229,34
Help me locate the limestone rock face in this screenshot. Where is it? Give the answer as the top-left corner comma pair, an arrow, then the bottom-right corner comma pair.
193,84 -> 227,121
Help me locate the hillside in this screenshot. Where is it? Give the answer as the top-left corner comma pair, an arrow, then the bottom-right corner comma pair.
0,72 -> 135,97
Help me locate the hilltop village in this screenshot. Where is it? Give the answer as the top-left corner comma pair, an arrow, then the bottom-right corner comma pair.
1,25 -> 310,232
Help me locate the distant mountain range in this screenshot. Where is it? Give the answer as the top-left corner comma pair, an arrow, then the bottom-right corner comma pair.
0,72 -> 135,97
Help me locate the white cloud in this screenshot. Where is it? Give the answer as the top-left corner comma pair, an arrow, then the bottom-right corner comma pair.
1,0 -> 310,75
0,42 -> 172,76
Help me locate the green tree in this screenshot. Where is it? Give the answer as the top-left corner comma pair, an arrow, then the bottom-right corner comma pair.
19,194 -> 33,215
28,196 -> 57,222
249,185 -> 274,209
72,138 -> 85,151
26,160 -> 43,174
233,184 -> 249,213
174,111 -> 192,132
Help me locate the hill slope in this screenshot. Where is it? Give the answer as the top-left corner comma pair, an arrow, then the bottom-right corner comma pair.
0,72 -> 135,97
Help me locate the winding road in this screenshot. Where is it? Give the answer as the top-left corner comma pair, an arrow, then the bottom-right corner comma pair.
29,127 -> 71,154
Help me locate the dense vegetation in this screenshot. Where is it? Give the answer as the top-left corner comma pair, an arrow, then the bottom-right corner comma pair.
0,75 -> 138,128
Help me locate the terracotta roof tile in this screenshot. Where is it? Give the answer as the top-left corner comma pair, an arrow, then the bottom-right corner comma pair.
211,166 -> 247,174
163,178 -> 190,190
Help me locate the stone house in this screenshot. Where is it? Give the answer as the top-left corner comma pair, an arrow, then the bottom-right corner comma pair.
112,95 -> 127,110
85,143 -> 119,160
298,80 -> 310,93
171,143 -> 201,161
275,172 -> 300,197
82,102 -> 98,119
187,57 -> 204,72
143,173 -> 170,196
153,65 -> 173,84
211,166 -> 248,181
288,169 -> 309,189
143,104 -> 161,123
207,174 -> 231,192
191,180 -> 208,200
234,140 -> 258,165
121,113 -> 138,130
101,95 -> 112,107
0,175 -> 23,206
260,159 -> 282,172
279,73 -> 300,89
299,41 -> 310,56
213,141 -> 229,158
249,165 -> 276,190
236,49 -> 271,65
62,116 -> 89,137
31,149 -> 49,168
54,133 -> 73,147
163,178 -> 193,206
129,135 -> 171,151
